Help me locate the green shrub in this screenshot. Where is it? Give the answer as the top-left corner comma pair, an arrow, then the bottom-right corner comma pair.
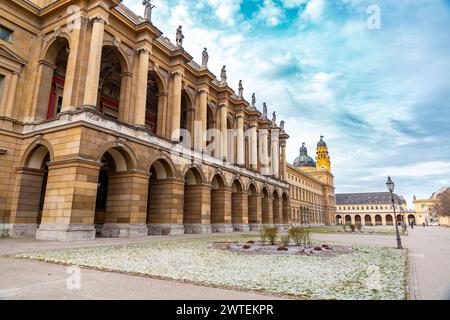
349,224 -> 356,232
259,228 -> 268,244
342,225 -> 347,232
288,227 -> 305,246
356,224 -> 362,232
264,227 -> 278,245
280,234 -> 291,246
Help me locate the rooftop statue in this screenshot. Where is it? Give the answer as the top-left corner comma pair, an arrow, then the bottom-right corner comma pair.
238,80 -> 243,99
202,48 -> 208,68
142,0 -> 155,23
251,93 -> 256,108
262,102 -> 267,119
220,65 -> 227,84
176,25 -> 184,47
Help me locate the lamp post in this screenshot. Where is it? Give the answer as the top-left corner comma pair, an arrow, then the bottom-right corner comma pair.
386,176 -> 403,249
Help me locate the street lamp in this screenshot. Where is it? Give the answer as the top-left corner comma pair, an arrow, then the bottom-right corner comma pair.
386,176 -> 403,249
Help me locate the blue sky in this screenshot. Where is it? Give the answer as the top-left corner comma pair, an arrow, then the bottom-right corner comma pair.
123,0 -> 450,207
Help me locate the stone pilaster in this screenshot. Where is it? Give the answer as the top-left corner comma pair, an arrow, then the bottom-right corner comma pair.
236,113 -> 245,166
262,194 -> 273,226
8,168 -> 45,237
101,170 -> 149,238
232,190 -> 249,232
83,16 -> 107,109
36,159 -> 101,241
219,103 -> 228,161
4,72 -> 19,118
147,178 -> 185,235
248,194 -> 262,231
183,184 -> 212,234
170,70 -> 183,142
211,187 -> 233,233
134,48 -> 150,127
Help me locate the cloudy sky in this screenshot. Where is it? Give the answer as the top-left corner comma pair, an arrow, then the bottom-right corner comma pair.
123,0 -> 450,207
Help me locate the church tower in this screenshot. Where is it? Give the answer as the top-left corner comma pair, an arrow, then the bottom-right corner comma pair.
316,136 -> 331,172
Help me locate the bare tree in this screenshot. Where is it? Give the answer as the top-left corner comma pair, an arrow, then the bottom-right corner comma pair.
435,188 -> 450,217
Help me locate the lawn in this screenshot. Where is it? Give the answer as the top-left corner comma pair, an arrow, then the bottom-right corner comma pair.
16,235 -> 407,300
306,225 -> 407,236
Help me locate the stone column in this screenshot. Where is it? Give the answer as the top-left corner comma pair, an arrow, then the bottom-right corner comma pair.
271,127 -> 280,178
134,48 -> 150,127
248,193 -> 262,231
170,71 -> 183,142
101,171 -> 149,238
147,178 -> 185,235
36,160 -> 101,241
259,128 -> 270,175
8,168 -> 46,237
219,103 -> 228,160
232,191 -> 249,232
280,139 -> 287,181
250,123 -> 258,170
156,92 -> 168,137
4,72 -> 19,118
197,88 -> 208,152
183,184 -> 212,234
211,187 -> 233,233
236,113 -> 245,166
262,194 -> 273,226
118,72 -> 133,123
83,16 -> 107,109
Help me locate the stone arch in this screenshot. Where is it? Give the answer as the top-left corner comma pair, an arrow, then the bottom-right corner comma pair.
35,37 -> 70,121
182,165 -> 205,185
272,190 -> 282,225
96,141 -> 137,172
11,143 -> 52,236
231,178 -> 248,231
385,214 -> 393,226
148,157 -> 175,180
183,166 -> 209,234
336,214 -> 342,225
145,70 -> 167,135
247,183 -> 259,229
355,215 -> 362,225
101,40 -> 132,73
408,214 -> 416,225
98,45 -> 129,120
282,192 -> 290,225
261,186 -> 271,225
180,89 -> 194,134
20,139 -> 55,168
147,157 -> 177,232
345,215 -> 352,225
365,214 -> 372,226
210,173 -> 229,233
375,214 -> 382,226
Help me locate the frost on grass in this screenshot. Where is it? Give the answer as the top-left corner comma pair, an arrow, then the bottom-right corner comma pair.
16,237 -> 407,300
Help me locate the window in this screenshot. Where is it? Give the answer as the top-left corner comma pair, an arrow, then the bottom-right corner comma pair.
0,25 -> 12,42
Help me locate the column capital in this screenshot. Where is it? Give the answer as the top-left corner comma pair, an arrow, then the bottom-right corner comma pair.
89,14 -> 109,25
136,47 -> 152,55
198,88 -> 209,95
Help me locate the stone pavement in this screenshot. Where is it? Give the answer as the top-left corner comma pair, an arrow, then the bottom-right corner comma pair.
1,227 -> 449,300
312,226 -> 450,300
0,233 -> 284,300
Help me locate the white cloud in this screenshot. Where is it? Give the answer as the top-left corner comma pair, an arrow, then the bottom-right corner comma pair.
300,0 -> 326,22
259,0 -> 285,26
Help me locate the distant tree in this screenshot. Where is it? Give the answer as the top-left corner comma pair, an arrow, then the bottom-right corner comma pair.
435,189 -> 450,217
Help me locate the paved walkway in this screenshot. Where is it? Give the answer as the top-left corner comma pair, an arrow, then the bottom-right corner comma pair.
312,227 -> 450,300
0,233 -> 284,300
1,227 -> 449,300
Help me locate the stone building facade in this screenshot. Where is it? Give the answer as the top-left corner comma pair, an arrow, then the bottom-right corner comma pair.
413,187 -> 450,226
0,0 -> 290,241
335,192 -> 415,226
287,138 -> 336,226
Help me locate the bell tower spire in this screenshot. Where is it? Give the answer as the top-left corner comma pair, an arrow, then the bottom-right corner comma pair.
316,136 -> 331,172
